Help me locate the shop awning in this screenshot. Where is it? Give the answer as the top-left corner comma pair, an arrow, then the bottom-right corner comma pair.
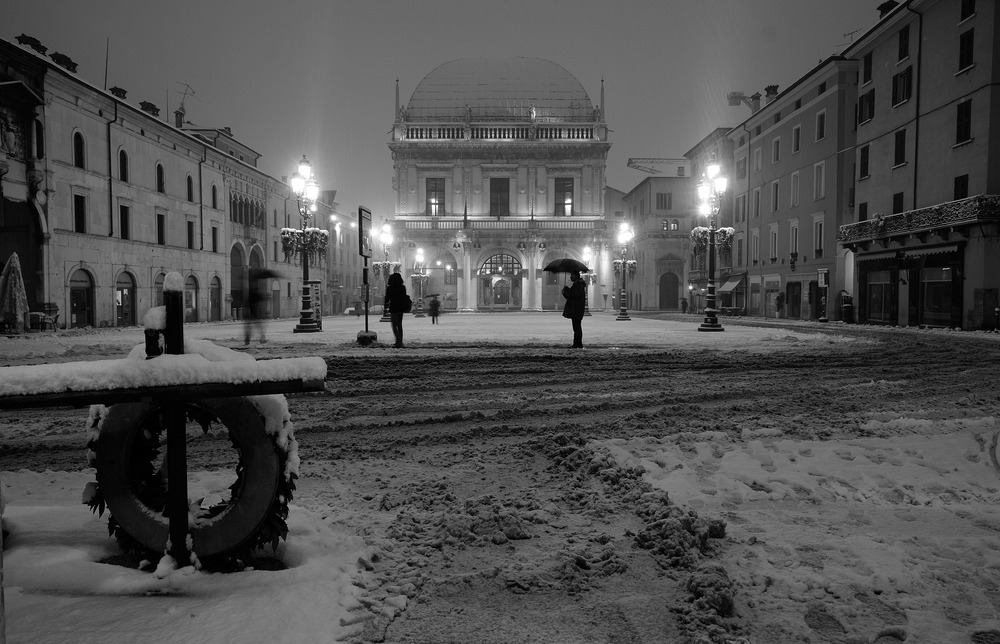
717,274 -> 745,293
857,244 -> 959,262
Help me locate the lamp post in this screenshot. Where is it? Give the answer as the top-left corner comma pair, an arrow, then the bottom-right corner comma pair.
413,247 -> 426,318
379,223 -> 393,322
696,160 -> 728,332
290,155 -> 321,333
616,223 -> 633,321
582,245 -> 593,317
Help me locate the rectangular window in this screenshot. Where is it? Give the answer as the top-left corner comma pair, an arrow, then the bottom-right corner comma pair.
818,82 -> 826,95
73,194 -> 87,233
555,178 -> 574,216
961,0 -> 975,20
736,157 -> 747,179
772,138 -> 780,163
770,229 -> 778,260
894,130 -> 907,166
790,171 -> 800,207
752,187 -> 761,218
956,100 -> 972,142
814,220 -> 825,255
771,180 -> 780,212
859,89 -> 875,123
119,205 -> 130,240
892,192 -> 905,214
898,25 -> 910,61
737,238 -> 744,266
273,239 -> 278,262
753,147 -> 762,172
790,225 -> 799,254
752,233 -> 759,264
187,221 -> 195,249
792,126 -> 800,153
859,202 -> 868,221
859,144 -> 870,178
212,226 -> 219,253
156,213 -> 165,245
862,52 -> 873,84
815,111 -> 826,141
959,29 -> 975,70
735,195 -> 746,223
655,192 -> 672,210
426,177 -> 445,216
892,67 -> 912,105
814,162 -> 826,200
490,178 -> 510,216
954,174 -> 969,200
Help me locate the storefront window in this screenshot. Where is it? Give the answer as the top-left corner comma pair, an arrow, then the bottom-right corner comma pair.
921,267 -> 952,326
867,270 -> 892,323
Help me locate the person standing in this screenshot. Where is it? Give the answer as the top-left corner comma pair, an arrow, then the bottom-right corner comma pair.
681,297 -> 689,315
384,272 -> 408,348
428,295 -> 441,324
561,271 -> 586,348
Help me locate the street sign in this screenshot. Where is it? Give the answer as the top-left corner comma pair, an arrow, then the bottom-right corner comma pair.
358,206 -> 372,259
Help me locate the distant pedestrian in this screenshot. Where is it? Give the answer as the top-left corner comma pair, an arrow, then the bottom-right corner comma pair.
681,297 -> 688,314
561,271 -> 586,348
428,296 -> 441,324
384,272 -> 409,348
244,268 -> 267,345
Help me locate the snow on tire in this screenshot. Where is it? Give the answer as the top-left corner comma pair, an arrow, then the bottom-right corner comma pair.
94,397 -> 283,562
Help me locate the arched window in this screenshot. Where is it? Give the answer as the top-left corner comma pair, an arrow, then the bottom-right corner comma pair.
156,163 -> 165,193
187,175 -> 194,201
212,184 -> 218,209
671,219 -> 680,231
73,132 -> 85,169
118,149 -> 129,182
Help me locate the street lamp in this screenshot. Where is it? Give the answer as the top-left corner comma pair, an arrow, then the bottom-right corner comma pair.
616,222 -> 633,321
413,247 -> 426,318
582,245 -> 593,316
696,160 -> 728,332
379,223 -> 393,322
290,155 -> 321,333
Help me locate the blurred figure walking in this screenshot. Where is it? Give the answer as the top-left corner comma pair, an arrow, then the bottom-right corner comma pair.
428,295 -> 441,324
244,268 -> 267,345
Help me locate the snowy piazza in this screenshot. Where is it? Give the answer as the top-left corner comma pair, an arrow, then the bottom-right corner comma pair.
1,312 -> 999,644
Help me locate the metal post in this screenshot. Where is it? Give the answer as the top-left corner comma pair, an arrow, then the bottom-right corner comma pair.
163,287 -> 190,567
294,203 -> 319,333
616,246 -> 631,321
699,218 -> 724,332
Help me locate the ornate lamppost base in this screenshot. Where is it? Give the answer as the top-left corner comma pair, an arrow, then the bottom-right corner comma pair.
616,311 -> 631,321
698,315 -> 725,332
293,314 -> 321,333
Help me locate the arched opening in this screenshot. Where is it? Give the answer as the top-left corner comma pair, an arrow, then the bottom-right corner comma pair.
478,253 -> 522,311
115,271 -> 136,326
210,276 -> 222,322
658,272 -> 680,310
118,149 -> 129,182
69,268 -> 94,328
230,246 -> 246,319
73,132 -> 85,169
184,274 -> 200,323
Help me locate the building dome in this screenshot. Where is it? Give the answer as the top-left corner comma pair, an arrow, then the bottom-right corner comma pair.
405,57 -> 595,122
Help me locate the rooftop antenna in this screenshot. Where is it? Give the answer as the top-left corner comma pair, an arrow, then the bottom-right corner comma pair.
177,82 -> 197,111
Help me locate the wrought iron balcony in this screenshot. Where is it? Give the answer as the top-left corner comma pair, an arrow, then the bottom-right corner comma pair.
838,195 -> 1000,249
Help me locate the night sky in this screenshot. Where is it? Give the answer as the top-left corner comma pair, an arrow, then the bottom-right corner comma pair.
12,0 -> 880,222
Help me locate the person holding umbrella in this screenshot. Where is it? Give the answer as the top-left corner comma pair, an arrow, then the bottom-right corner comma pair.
384,272 -> 409,347
562,271 -> 586,348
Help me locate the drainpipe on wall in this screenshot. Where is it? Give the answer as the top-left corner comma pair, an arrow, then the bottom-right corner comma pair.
905,4 -> 922,209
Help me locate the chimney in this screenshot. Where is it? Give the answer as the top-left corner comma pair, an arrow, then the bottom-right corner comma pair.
223,126 -> 232,135
174,105 -> 185,128
139,101 -> 160,117
109,86 -> 127,99
764,85 -> 779,105
749,92 -> 762,113
877,1 -> 900,18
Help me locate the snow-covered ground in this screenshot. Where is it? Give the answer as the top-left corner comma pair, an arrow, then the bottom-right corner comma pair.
2,312 -> 1000,643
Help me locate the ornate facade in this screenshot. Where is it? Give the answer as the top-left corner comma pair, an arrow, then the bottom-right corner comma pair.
386,58 -> 611,312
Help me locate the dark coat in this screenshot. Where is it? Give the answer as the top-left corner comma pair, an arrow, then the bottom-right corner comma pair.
561,280 -> 586,320
384,281 -> 408,314
428,298 -> 441,316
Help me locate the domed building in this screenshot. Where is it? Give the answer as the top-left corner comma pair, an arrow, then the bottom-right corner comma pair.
386,57 -> 611,312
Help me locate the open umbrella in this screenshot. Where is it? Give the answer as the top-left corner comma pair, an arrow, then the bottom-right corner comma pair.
542,258 -> 589,273
0,252 -> 30,333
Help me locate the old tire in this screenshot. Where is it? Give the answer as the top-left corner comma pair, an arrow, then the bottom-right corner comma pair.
96,397 -> 281,561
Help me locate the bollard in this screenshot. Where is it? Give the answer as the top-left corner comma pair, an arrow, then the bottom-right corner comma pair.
163,277 -> 190,568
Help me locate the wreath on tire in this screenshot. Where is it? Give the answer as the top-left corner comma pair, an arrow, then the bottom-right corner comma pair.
82,345 -> 299,569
